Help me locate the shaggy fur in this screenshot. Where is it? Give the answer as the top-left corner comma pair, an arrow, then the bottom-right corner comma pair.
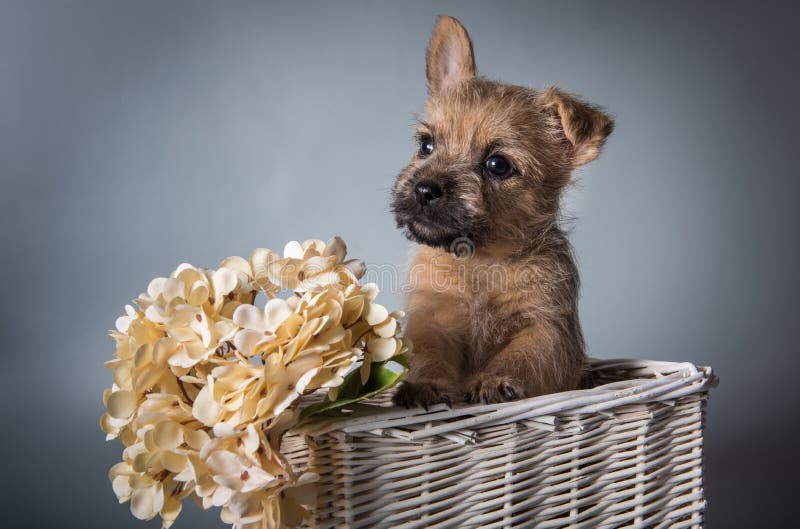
392,15 -> 614,407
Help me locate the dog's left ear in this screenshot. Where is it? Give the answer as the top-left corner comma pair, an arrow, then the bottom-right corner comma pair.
538,88 -> 615,167
426,15 -> 476,95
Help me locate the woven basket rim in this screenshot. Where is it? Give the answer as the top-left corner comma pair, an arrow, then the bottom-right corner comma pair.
297,357 -> 716,441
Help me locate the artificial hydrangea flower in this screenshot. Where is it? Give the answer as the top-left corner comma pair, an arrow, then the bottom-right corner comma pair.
102,237 -> 408,529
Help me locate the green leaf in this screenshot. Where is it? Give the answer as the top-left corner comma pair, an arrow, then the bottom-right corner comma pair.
299,355 -> 408,421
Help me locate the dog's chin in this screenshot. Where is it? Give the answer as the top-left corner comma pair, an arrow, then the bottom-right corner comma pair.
402,220 -> 462,249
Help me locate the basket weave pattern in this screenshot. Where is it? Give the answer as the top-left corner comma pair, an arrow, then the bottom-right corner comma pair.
286,359 -> 716,528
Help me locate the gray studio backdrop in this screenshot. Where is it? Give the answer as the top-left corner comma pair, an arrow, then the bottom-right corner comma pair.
2,1 -> 798,527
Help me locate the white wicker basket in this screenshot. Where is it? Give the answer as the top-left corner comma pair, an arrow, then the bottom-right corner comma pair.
284,358 -> 717,529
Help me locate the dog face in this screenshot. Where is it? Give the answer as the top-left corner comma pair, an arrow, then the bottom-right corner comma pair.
391,16 -> 614,253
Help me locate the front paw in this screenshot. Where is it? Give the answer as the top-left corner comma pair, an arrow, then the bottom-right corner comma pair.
465,375 -> 524,404
393,380 -> 453,410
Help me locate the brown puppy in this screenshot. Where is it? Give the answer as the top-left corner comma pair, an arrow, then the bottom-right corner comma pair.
391,15 -> 613,407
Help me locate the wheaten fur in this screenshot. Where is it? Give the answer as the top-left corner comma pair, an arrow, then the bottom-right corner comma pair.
391,15 -> 614,406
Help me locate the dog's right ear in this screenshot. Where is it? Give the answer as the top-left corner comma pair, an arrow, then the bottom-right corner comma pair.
426,15 -> 476,95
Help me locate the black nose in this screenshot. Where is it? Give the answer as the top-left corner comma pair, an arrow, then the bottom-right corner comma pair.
414,181 -> 443,206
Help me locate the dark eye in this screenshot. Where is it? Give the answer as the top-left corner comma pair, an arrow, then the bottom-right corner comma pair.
418,137 -> 434,157
484,155 -> 514,179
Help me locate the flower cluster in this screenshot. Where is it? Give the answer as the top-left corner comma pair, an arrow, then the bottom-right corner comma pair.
102,237 -> 408,529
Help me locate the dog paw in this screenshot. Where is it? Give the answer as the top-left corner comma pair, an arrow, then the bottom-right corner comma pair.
465,375 -> 524,404
393,380 -> 453,410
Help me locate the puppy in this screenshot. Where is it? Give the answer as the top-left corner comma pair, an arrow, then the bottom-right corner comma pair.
391,15 -> 613,407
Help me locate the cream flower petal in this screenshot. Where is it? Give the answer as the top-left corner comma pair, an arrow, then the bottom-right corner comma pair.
364,302 -> 389,326
343,258 -> 366,279
207,451 -> 242,478
133,367 -> 163,394
214,320 -> 239,342
271,391 -> 302,418
100,414 -> 120,439
107,390 -> 137,419
168,341 -> 211,368
373,317 -> 397,338
111,360 -> 133,391
285,319 -> 321,358
267,258 -> 302,290
211,484 -> 233,506
320,348 -> 359,367
161,451 -> 189,473
314,326 -> 346,345
232,329 -> 270,357
239,466 -> 275,493
218,301 -> 242,320
342,295 -> 365,325
144,303 -> 167,324
190,310 -> 212,346
249,248 -> 278,290
232,304 -> 266,332
152,337 -> 178,365
166,304 -> 199,327
153,421 -> 183,450
107,415 -> 133,431
130,484 -> 160,520
295,271 -> 341,292
147,277 -> 167,298
294,367 -> 320,395
362,282 -> 380,301
243,424 -> 260,453
162,278 -> 185,302
220,255 -> 252,276
115,315 -> 132,334
111,474 -> 132,501
109,461 -> 133,481
324,236 -> 347,262
167,326 -> 199,342
175,267 -> 204,298
212,421 -> 239,438
213,268 -> 238,299
283,241 -> 304,259
184,428 -> 211,451
173,263 -> 199,279
367,336 -> 399,362
187,280 -> 210,306
201,494 -> 214,511
302,238 -> 326,255
263,298 -> 292,331
260,355 -> 322,417
160,494 -> 182,529
300,255 -> 335,276
193,376 -> 220,426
